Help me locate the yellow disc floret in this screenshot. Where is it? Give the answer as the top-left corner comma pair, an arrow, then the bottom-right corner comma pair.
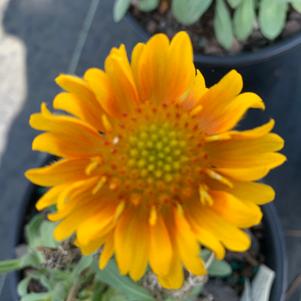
127,122 -> 187,183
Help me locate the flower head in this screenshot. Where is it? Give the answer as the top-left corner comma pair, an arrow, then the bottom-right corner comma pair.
26,32 -> 285,289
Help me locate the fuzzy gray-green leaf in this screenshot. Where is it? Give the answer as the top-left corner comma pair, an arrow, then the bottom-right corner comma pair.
102,288 -> 129,301
92,282 -> 107,301
259,0 -> 288,40
20,251 -> 44,268
30,270 -> 52,291
25,214 -> 44,247
39,221 -> 58,248
227,0 -> 242,8
172,0 -> 213,25
208,260 -> 232,277
17,277 -> 31,297
72,255 -> 93,277
291,0 -> 301,13
234,0 -> 255,41
113,0 -> 132,22
138,0 -> 159,12
94,260 -> 155,301
214,0 -> 234,49
0,258 -> 21,274
52,282 -> 70,301
21,293 -> 51,301
26,214 -> 58,249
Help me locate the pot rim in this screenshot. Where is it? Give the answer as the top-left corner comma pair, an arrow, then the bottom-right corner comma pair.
194,32 -> 301,67
127,13 -> 301,68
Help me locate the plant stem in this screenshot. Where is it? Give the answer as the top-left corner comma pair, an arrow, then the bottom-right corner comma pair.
66,281 -> 82,301
205,252 -> 215,269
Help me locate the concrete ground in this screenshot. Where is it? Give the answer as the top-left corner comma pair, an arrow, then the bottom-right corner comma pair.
0,0 -> 300,300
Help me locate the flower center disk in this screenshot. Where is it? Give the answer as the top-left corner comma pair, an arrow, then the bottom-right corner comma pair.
127,122 -> 188,183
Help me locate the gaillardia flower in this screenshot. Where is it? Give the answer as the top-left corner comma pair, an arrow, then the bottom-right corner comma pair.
26,32 -> 285,289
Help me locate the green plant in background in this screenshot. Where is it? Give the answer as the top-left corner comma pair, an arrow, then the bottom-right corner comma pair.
0,214 -> 232,301
113,0 -> 301,49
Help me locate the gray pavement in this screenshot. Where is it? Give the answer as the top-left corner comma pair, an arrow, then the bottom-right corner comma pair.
0,0 -> 300,300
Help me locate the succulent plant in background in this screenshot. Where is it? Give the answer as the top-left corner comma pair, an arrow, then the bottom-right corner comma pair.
114,0 -> 301,50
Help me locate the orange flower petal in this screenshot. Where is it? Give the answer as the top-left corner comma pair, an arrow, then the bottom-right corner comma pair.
207,134 -> 285,168
104,45 -> 139,115
228,119 -> 275,139
53,92 -> 104,131
165,32 -> 195,103
181,70 -> 207,110
211,191 -> 262,228
190,224 -> 225,260
198,208 -> 251,252
55,74 -> 95,101
35,184 -> 66,210
226,181 -> 275,205
203,92 -> 265,133
149,214 -> 173,276
197,70 -> 243,134
76,205 -> 116,246
77,236 -> 105,256
25,158 -> 92,186
174,206 -> 206,275
157,255 -> 184,290
53,200 -> 102,241
99,236 -> 114,269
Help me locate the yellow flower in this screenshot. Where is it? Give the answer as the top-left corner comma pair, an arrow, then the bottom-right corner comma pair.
25,32 -> 285,289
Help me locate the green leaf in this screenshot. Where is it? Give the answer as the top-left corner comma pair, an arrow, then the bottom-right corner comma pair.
172,0 -> 213,25
30,270 -> 52,291
101,288 -> 128,301
25,214 -> 44,248
47,269 -> 72,288
201,249 -> 211,261
51,282 -> 70,301
20,251 -> 45,268
138,0 -> 159,12
92,282 -> 107,301
25,214 -> 58,249
208,260 -> 232,277
94,260 -> 155,301
189,286 -> 204,299
259,0 -> 288,40
20,293 -> 51,301
291,0 -> 301,13
165,285 -> 203,301
17,277 -> 31,297
0,258 -> 21,274
39,221 -> 58,248
233,0 -> 255,41
214,0 -> 234,49
113,0 -> 132,22
0,251 -> 41,274
227,0 -> 242,8
72,255 -> 93,277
